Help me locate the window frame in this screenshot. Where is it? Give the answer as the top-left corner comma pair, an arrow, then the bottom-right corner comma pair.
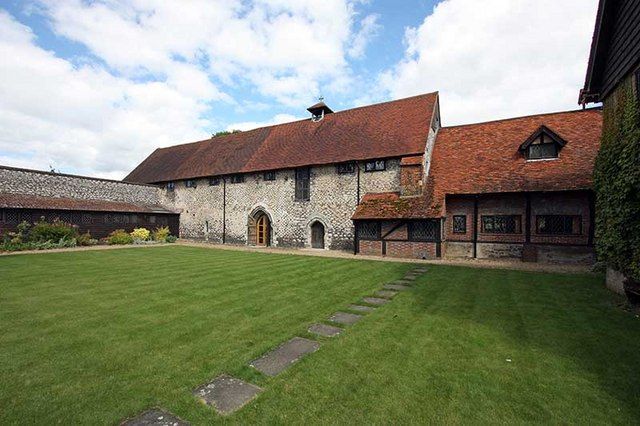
526,142 -> 558,160
481,215 -> 522,234
166,181 -> 175,191
209,177 -> 220,186
364,159 -> 386,172
358,221 -> 381,240
295,167 -> 311,201
263,171 -> 276,181
452,215 -> 467,234
336,162 -> 356,175
185,179 -> 197,188
535,215 -> 582,235
408,220 -> 438,242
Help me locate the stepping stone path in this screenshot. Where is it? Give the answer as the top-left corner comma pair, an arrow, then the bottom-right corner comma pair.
308,323 -> 342,337
194,374 -> 262,415
122,408 -> 189,426
413,268 -> 428,273
393,279 -> 413,286
329,311 -> 362,325
349,304 -> 375,313
250,337 -> 320,376
383,284 -> 410,291
375,290 -> 397,299
362,296 -> 389,305
403,275 -> 418,281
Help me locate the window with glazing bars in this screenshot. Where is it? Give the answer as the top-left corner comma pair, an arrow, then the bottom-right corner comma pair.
230,175 -> 244,184
453,215 -> 466,233
358,222 -> 380,240
408,221 -> 438,241
263,171 -> 276,181
336,162 -> 355,174
481,215 -> 521,233
536,215 -> 581,235
295,168 -> 310,201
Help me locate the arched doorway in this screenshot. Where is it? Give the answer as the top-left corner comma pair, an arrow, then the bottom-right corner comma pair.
255,212 -> 270,246
311,221 -> 325,249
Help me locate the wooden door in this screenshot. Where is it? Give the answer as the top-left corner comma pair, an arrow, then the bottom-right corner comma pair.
311,222 -> 325,249
256,214 -> 269,246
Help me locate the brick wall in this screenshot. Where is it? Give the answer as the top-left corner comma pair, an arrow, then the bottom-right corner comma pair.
400,163 -> 423,196
356,219 -> 440,259
444,191 -> 594,262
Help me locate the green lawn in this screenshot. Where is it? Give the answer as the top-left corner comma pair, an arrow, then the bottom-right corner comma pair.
1,246 -> 638,424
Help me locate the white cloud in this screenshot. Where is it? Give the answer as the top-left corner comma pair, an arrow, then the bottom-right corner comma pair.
349,14 -> 381,58
226,113 -> 300,132
0,1 -> 377,178
380,0 -> 599,125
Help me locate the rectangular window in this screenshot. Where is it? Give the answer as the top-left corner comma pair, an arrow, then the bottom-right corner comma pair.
358,222 -> 380,240
149,215 -> 156,224
263,171 -> 276,181
364,159 -> 386,172
453,215 -> 466,234
185,179 -> 197,188
209,177 -> 220,186
230,175 -> 244,184
527,143 -> 558,160
408,221 -> 438,241
481,215 -> 522,234
295,167 -> 310,201
5,210 -> 18,224
536,215 -> 582,235
166,182 -> 175,191
336,162 -> 355,174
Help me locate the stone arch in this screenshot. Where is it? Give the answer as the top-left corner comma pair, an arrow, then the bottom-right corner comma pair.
306,215 -> 332,249
247,206 -> 274,246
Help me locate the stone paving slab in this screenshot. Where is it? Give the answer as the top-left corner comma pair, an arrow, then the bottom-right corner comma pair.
362,296 -> 389,305
384,284 -> 411,291
308,323 -> 342,337
194,374 -> 262,415
329,311 -> 363,325
349,304 -> 375,312
250,337 -> 320,376
402,275 -> 417,281
121,408 -> 189,425
413,268 -> 428,273
393,279 -> 413,285
376,290 -> 397,299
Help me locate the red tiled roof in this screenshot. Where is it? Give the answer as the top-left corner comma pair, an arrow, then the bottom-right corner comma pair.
352,192 -> 431,220
124,93 -> 439,183
0,193 -> 176,214
400,155 -> 423,166
353,108 -> 602,220
427,108 -> 602,216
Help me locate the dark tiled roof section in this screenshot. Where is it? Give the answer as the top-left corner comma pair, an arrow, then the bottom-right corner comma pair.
352,192 -> 432,220
124,93 -> 438,183
426,108 -> 603,216
0,193 -> 177,214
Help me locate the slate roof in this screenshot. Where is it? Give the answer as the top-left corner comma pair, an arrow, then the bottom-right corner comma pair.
0,193 -> 176,214
353,108 -> 603,220
124,93 -> 439,183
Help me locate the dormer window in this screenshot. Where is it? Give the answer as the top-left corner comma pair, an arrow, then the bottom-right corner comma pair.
185,179 -> 197,188
519,126 -> 566,160
166,182 -> 175,192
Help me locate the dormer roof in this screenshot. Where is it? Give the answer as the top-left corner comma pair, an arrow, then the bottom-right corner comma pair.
518,125 -> 567,152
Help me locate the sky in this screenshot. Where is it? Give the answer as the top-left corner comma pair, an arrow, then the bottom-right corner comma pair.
0,0 -> 599,179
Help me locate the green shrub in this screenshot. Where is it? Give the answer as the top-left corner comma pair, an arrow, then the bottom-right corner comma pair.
107,229 -> 133,245
30,218 -> 78,243
152,226 -> 170,242
166,235 -> 177,243
76,232 -> 98,246
130,228 -> 150,241
593,83 -> 640,281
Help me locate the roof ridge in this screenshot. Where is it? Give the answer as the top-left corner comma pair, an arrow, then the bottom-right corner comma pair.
154,92 -> 439,151
441,106 -> 602,130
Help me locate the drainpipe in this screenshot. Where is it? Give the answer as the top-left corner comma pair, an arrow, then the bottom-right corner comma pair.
353,163 -> 361,255
222,177 -> 226,244
472,195 -> 478,258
